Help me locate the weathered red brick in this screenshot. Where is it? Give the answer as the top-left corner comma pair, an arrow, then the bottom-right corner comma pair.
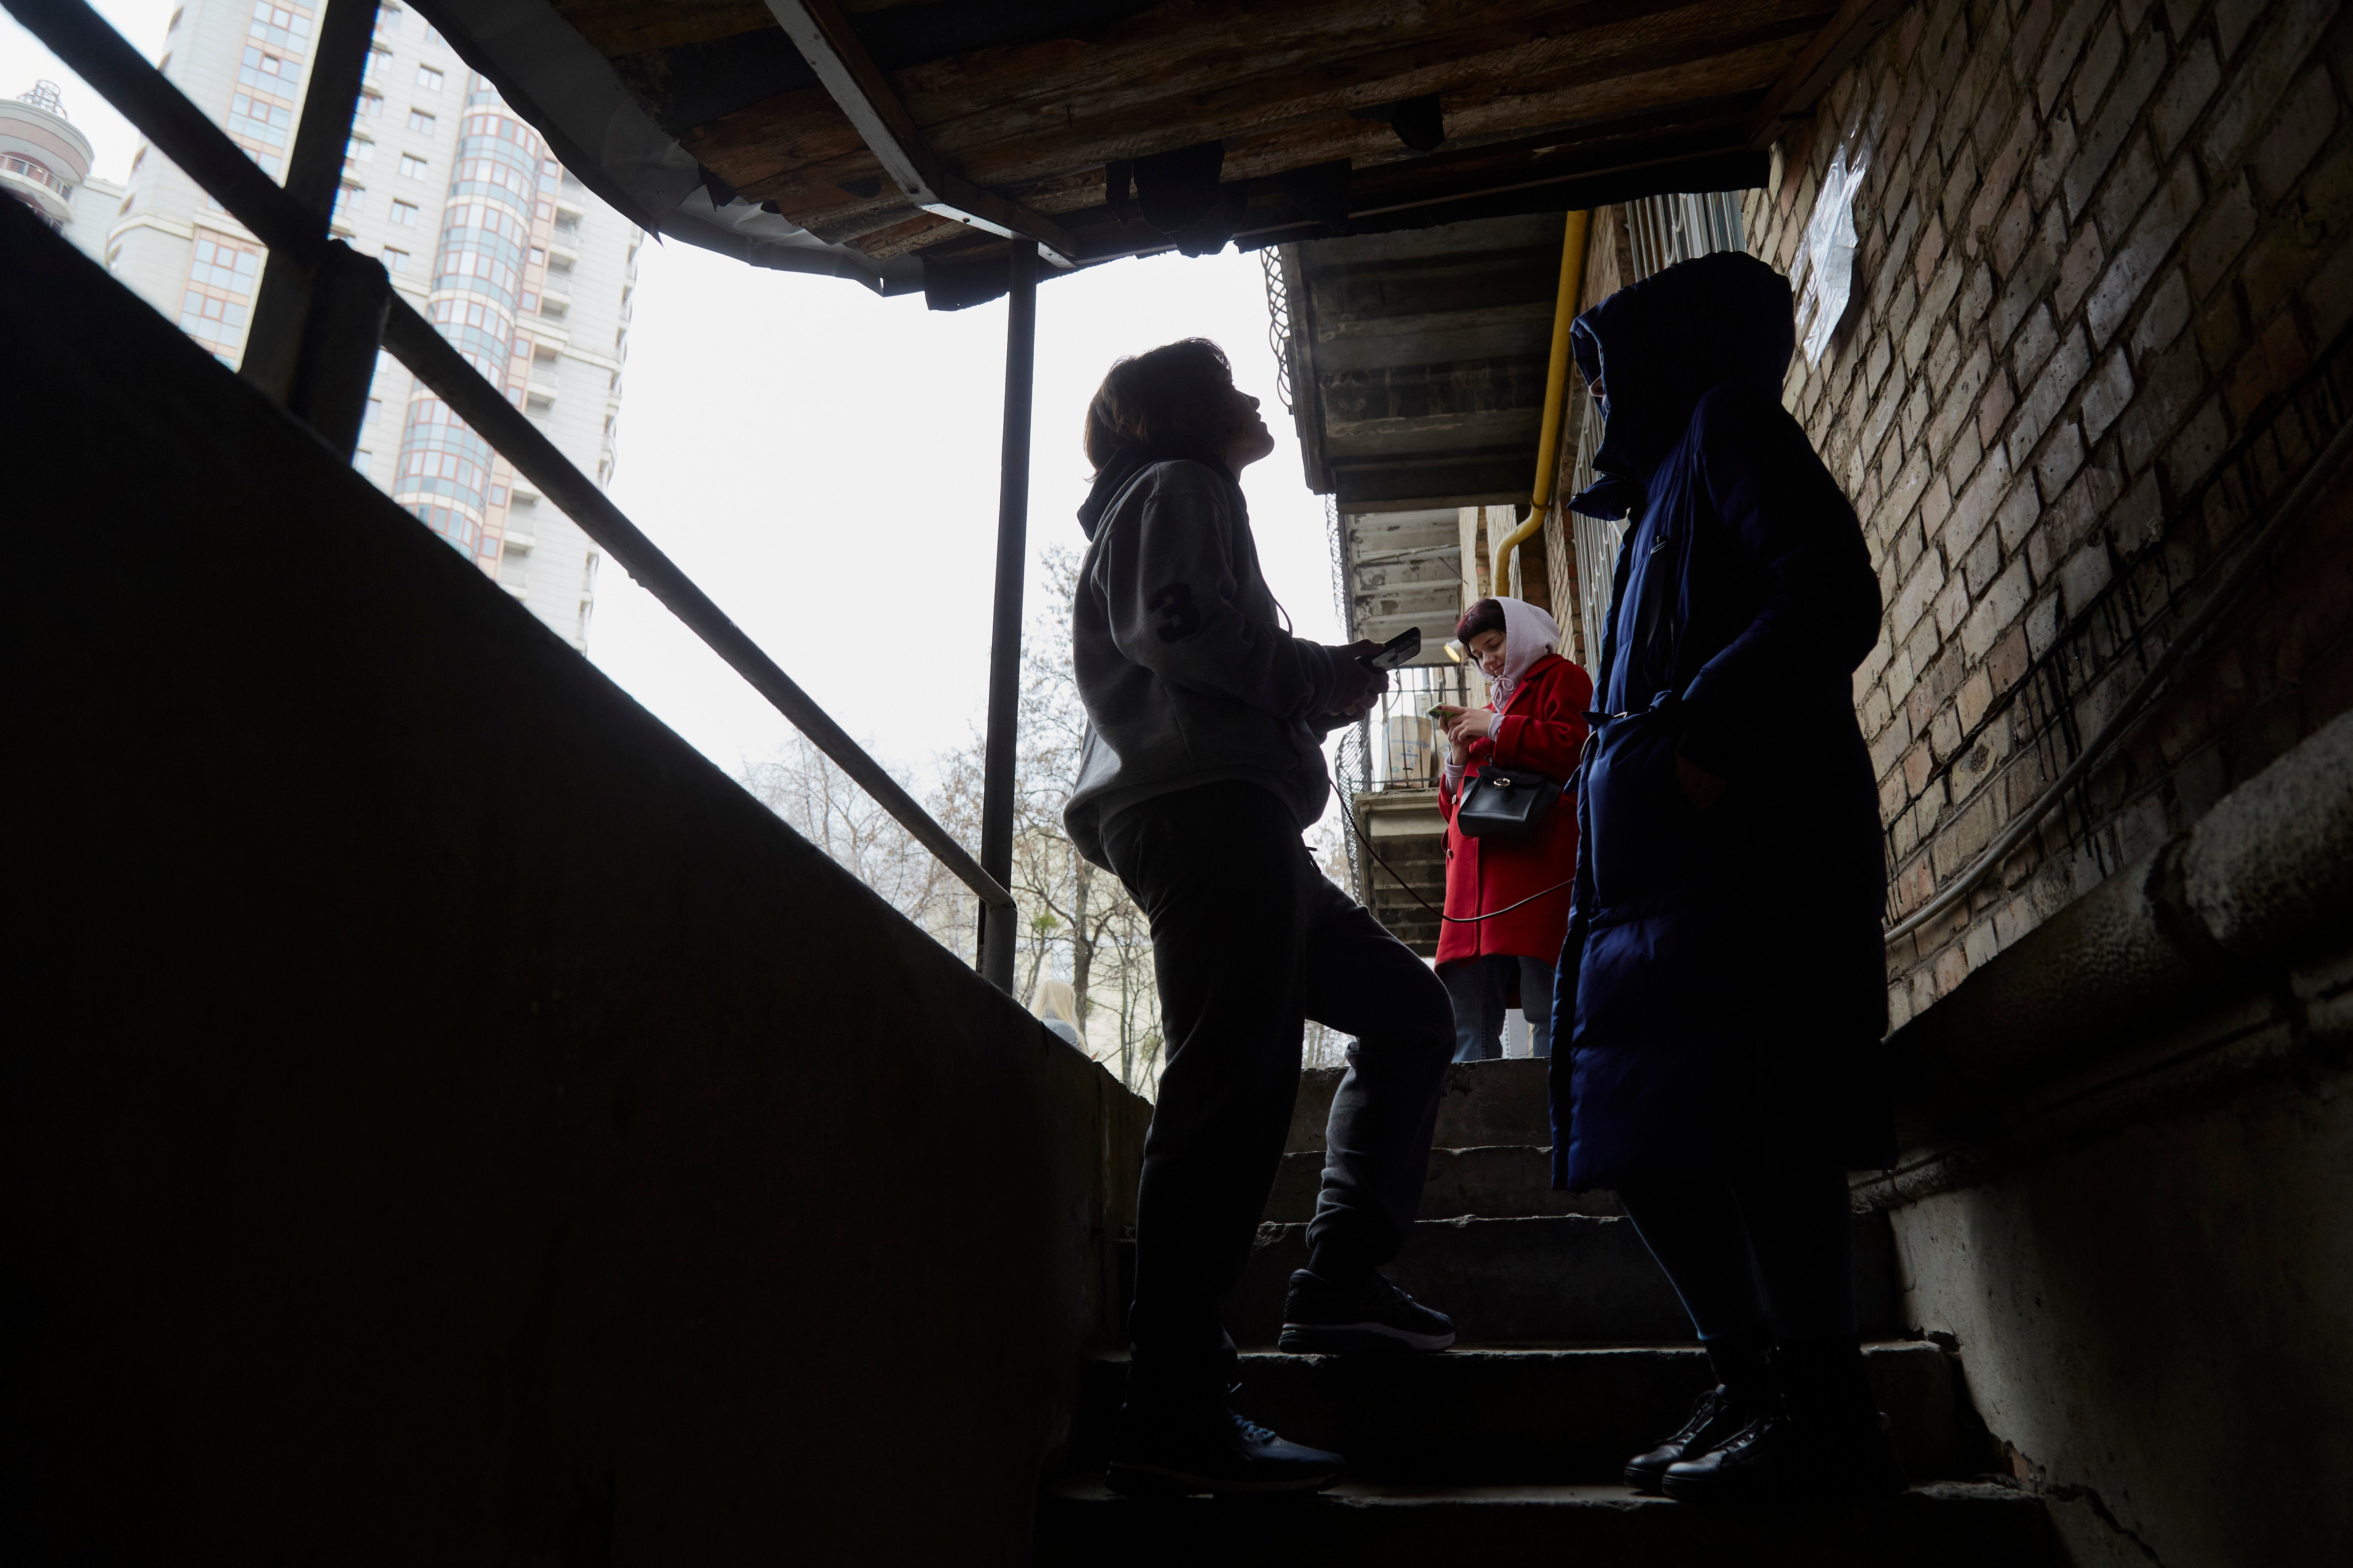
1995,479 -> 2042,555
2062,28 -> 2172,222
2035,419 -> 2089,499
2129,267 -> 2191,357
2030,109 -> 2080,207
2164,395 -> 2231,495
2204,0 -> 2340,171
2036,0 -> 2106,118
1920,468 -> 1955,534
2150,36 -> 2221,159
2091,134 -> 2162,250
2011,303 -> 2061,383
1990,186 -> 2036,274
2185,174 -> 2259,298
1947,443 -> 2015,555
2087,154 -> 2204,343
1988,624 -> 2032,693
2053,219 -> 2107,319
2081,345 -> 2136,441
1978,361 -> 2022,452
1962,523 -> 2003,599
2071,16 -> 2126,124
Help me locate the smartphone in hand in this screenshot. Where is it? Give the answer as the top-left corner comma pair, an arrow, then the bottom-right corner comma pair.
1359,627 -> 1421,670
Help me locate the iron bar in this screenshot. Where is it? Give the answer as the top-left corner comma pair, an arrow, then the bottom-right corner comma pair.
241,0 -> 384,444
7,0 -> 1014,923
977,242 -> 1038,992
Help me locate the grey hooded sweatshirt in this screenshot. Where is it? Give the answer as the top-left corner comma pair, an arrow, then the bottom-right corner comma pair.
1063,452 -> 1357,867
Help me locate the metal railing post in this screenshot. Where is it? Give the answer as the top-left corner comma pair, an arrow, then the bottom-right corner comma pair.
4,0 -> 1018,945
241,0 -> 386,452
977,243 -> 1037,994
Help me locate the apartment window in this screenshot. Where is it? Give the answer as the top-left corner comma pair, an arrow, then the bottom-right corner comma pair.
415,65 -> 443,91
346,135 -> 374,163
228,93 -> 293,147
374,4 -> 401,31
331,182 -> 362,222
407,109 -> 434,134
246,2 -> 309,51
552,211 -> 578,237
528,246 -> 545,267
178,289 -> 248,342
365,397 -> 383,424
359,90 -> 383,118
424,23 -> 447,48
189,234 -> 261,293
399,153 -> 428,179
353,448 -> 372,470
382,246 -> 409,273
390,199 -> 418,225
362,46 -> 392,83
238,45 -> 296,94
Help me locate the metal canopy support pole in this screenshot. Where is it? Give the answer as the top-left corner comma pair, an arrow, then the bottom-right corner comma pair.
241,0 -> 388,452
978,243 -> 1037,994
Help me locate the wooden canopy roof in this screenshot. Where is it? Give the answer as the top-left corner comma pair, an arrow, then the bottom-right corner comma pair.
417,0 -> 1904,306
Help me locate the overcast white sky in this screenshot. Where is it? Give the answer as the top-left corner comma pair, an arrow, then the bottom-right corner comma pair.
6,0 -> 1346,794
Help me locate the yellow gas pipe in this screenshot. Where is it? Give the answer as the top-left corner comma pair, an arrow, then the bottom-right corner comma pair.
1490,209 -> 1590,601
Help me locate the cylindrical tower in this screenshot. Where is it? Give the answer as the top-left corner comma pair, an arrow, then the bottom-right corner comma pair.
393,76 -> 542,565
1,82 -> 94,234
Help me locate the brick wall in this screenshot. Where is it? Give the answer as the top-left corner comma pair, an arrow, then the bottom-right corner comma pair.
1744,0 -> 2353,1025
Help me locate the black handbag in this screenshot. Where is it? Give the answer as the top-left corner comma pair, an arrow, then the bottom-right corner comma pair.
1457,764 -> 1563,838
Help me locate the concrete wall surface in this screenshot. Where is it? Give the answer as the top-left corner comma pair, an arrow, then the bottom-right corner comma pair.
1865,713 -> 2353,1564
0,201 -> 1149,1565
1892,1061 -> 2352,1565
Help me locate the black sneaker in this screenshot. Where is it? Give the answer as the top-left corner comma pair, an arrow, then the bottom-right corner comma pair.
1106,1406 -> 1345,1496
1659,1408 -> 1906,1502
1276,1268 -> 1456,1355
1623,1382 -> 1764,1494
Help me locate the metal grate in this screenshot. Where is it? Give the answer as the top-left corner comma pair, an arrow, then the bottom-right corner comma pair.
1262,244 -> 1295,414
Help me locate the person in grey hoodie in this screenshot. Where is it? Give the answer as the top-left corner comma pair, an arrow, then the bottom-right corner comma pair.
1066,339 -> 1457,1497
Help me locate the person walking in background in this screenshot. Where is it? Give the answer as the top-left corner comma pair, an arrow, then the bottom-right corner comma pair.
1433,597 -> 1591,1061
1552,250 -> 1904,1502
1064,338 -> 1459,1497
1031,978 -> 1087,1052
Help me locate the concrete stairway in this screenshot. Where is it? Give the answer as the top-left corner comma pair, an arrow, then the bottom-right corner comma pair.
1038,1059 -> 2055,1563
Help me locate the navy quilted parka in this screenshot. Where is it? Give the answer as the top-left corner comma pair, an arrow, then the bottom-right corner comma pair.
1549,251 -> 1894,1190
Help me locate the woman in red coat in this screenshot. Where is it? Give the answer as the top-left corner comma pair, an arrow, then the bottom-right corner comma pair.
1434,597 -> 1593,1060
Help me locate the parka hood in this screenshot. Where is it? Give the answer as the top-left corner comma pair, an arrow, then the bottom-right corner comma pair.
1076,440 -> 1237,540
1568,250 -> 1796,521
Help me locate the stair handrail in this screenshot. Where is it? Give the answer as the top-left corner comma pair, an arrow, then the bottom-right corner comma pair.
3,0 -> 1016,923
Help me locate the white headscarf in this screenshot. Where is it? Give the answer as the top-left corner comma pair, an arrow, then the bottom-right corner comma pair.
1484,597 -> 1561,707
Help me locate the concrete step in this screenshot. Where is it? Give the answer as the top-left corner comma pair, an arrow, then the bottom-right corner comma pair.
1287,1056 -> 1550,1154
1264,1144 -> 1622,1222
1070,1341 -> 1993,1484
1037,1479 -> 2055,1565
1226,1213 -> 1902,1347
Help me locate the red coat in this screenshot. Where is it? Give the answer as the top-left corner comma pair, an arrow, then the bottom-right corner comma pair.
1435,651 -> 1594,965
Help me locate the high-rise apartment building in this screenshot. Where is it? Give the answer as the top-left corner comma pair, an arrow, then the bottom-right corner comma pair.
3,80 -> 125,258
79,0 -> 636,649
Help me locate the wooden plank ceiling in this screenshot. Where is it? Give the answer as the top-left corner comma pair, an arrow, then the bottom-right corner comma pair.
522,0 -> 1900,302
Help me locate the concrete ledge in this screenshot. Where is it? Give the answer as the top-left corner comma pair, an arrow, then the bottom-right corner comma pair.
1879,710 -> 2353,1197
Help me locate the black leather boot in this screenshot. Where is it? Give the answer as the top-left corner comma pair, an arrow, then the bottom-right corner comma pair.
1623,1325 -> 1770,1493
1661,1337 -> 1906,1503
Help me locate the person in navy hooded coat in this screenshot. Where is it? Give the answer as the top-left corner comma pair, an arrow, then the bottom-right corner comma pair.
1549,250 -> 1902,1502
